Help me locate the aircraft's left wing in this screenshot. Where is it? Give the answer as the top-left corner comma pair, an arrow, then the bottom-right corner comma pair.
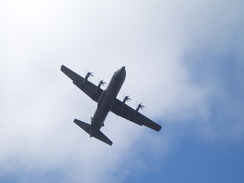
111,99 -> 162,131
61,65 -> 103,102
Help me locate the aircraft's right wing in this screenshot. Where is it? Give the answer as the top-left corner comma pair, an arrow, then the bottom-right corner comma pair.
111,99 -> 162,131
61,65 -> 103,102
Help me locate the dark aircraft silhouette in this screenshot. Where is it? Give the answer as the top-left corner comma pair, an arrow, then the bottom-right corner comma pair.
61,65 -> 161,145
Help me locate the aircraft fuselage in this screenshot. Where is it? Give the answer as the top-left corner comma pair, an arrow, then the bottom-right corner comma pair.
90,66 -> 126,135
61,64 -> 162,145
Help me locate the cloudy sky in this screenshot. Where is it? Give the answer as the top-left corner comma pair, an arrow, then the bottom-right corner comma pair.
1,0 -> 243,182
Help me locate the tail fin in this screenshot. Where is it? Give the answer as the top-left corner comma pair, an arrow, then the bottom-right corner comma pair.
74,119 -> 113,146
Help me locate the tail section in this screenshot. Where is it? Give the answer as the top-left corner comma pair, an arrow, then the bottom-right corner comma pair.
74,119 -> 113,146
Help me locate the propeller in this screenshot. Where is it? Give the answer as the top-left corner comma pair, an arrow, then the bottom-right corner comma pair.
99,80 -> 106,86
85,71 -> 94,80
123,95 -> 131,103
136,103 -> 145,112
98,80 -> 106,88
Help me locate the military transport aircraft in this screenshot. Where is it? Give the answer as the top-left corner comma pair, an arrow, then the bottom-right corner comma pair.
61,65 -> 161,145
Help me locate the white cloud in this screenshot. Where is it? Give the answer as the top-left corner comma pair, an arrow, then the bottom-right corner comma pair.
1,0 -> 243,182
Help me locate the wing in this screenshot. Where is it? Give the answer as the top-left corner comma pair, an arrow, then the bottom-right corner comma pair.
61,65 -> 103,102
111,99 -> 161,131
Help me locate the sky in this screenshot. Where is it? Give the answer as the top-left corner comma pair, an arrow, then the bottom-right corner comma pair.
0,0 -> 243,183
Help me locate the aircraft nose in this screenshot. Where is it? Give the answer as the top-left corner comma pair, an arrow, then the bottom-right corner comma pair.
116,66 -> 126,76
117,66 -> 126,77
121,66 -> 125,71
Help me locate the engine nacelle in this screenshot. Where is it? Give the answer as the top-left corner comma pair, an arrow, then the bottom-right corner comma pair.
85,72 -> 93,81
98,80 -> 106,88
136,103 -> 145,112
123,96 -> 131,103
96,80 -> 106,93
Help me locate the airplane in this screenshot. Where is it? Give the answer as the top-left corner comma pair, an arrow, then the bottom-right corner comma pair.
61,65 -> 162,145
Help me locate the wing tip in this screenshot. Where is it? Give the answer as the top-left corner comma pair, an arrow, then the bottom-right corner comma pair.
157,125 -> 162,131
60,65 -> 66,71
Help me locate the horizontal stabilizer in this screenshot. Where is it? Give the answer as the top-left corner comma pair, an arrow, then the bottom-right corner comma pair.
93,130 -> 113,146
74,119 -> 113,146
74,119 -> 91,134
